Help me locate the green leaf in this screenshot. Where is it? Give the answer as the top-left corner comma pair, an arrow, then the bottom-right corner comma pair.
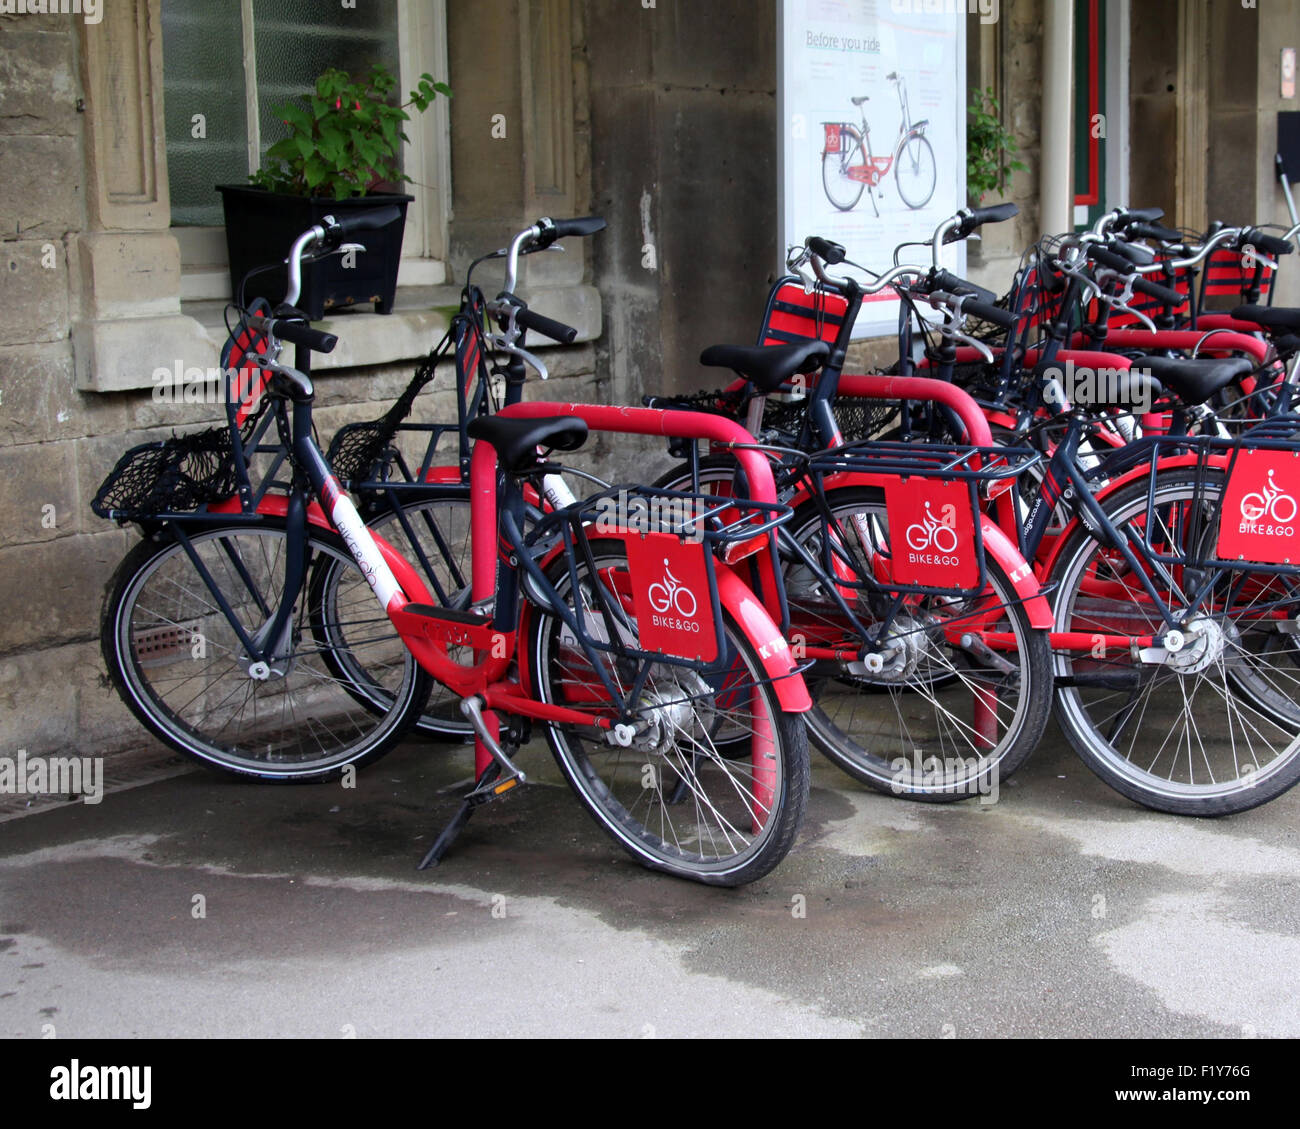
303,155 -> 327,189
282,103 -> 313,134
264,138 -> 297,162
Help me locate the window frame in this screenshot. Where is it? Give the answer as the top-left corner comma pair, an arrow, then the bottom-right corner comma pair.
168,0 -> 451,299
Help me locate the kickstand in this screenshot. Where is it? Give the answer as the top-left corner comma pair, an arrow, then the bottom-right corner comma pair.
417,762 -> 502,870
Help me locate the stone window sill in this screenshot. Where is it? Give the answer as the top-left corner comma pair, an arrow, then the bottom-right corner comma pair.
75,282 -> 602,391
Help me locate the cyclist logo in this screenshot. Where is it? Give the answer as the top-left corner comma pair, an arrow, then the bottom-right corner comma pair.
905,502 -> 959,554
625,533 -> 717,661
1239,469 -> 1298,528
648,560 -> 698,619
885,478 -> 977,587
1218,450 -> 1300,564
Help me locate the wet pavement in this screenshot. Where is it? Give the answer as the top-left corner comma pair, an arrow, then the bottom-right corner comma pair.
1,727 -> 1298,1038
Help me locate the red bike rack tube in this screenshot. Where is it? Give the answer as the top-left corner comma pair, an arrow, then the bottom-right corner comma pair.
836,373 -> 994,447
1076,329 -> 1271,365
481,400 -> 783,611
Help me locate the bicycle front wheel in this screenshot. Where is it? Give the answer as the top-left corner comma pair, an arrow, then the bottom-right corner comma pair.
822,138 -> 867,212
101,521 -> 431,781
784,486 -> 1052,800
527,540 -> 810,886
894,134 -> 936,209
1051,469 -> 1300,814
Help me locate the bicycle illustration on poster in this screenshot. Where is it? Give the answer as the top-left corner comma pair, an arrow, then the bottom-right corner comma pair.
779,0 -> 967,338
821,71 -> 937,213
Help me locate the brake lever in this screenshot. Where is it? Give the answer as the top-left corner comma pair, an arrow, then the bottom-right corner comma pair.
1104,296 -> 1157,333
915,295 -> 995,364
786,246 -> 819,294
294,241 -> 367,266
1092,269 -> 1158,333
488,334 -> 550,381
1054,258 -> 1104,305
1239,244 -> 1280,272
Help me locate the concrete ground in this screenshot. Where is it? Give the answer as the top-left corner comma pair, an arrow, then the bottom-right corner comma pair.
1,726 -> 1298,1040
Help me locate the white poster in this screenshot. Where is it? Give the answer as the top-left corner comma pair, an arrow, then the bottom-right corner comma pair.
778,0 -> 967,338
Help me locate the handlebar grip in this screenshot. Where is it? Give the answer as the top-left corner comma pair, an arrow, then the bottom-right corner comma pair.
548,216 -> 607,239
963,299 -> 1016,329
333,206 -> 403,238
929,269 -> 998,305
1086,244 -> 1137,272
1115,241 -> 1155,266
1131,276 -> 1186,308
1130,221 -> 1184,243
1123,206 -> 1165,224
249,315 -> 338,354
273,320 -> 339,354
968,202 -> 1019,227
926,291 -> 1015,329
515,306 -> 579,345
1243,228 -> 1295,256
806,235 -> 847,264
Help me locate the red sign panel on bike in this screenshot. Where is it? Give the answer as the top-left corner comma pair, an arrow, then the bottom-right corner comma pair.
624,533 -> 718,662
823,122 -> 842,153
1217,449 -> 1300,564
885,477 -> 979,589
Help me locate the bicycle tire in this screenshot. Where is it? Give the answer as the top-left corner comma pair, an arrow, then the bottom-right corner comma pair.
894,133 -> 936,210
526,538 -> 810,886
822,137 -> 867,212
1050,468 -> 1300,814
784,486 -> 1052,800
101,520 -> 431,781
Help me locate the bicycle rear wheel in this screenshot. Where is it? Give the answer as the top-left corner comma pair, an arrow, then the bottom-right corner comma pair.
1051,469 -> 1300,814
101,521 -> 430,781
526,540 -> 809,886
783,486 -> 1052,800
310,495 -> 474,741
822,138 -> 867,212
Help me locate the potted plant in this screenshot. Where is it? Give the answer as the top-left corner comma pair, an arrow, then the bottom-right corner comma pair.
218,64 -> 450,318
966,86 -> 1026,206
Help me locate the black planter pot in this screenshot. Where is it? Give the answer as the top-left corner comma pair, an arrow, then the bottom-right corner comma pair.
216,185 -> 413,319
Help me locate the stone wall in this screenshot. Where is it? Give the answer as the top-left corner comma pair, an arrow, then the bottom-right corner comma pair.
583,0 -> 781,407
0,10 -> 597,758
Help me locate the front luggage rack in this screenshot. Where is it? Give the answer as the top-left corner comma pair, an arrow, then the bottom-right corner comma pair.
91,428 -> 239,522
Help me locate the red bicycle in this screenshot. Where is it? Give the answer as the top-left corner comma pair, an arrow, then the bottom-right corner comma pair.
821,73 -> 937,214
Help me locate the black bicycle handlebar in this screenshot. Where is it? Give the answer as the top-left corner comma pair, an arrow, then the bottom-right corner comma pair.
927,291 -> 1016,329
965,299 -> 1016,329
1242,228 -> 1294,256
1129,221 -> 1184,244
968,202 -> 1019,227
947,202 -> 1019,242
515,305 -> 579,345
928,269 -> 998,305
331,207 -> 403,239
1131,275 -> 1185,308
533,216 -> 607,249
250,314 -> 338,355
1086,244 -> 1138,273
806,236 -> 847,264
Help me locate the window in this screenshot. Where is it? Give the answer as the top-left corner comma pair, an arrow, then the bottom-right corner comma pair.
160,0 -> 449,297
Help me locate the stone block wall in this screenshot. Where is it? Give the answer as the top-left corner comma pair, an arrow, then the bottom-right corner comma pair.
0,12 -> 598,758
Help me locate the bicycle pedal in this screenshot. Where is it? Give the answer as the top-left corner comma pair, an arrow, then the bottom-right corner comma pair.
466,769 -> 524,802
